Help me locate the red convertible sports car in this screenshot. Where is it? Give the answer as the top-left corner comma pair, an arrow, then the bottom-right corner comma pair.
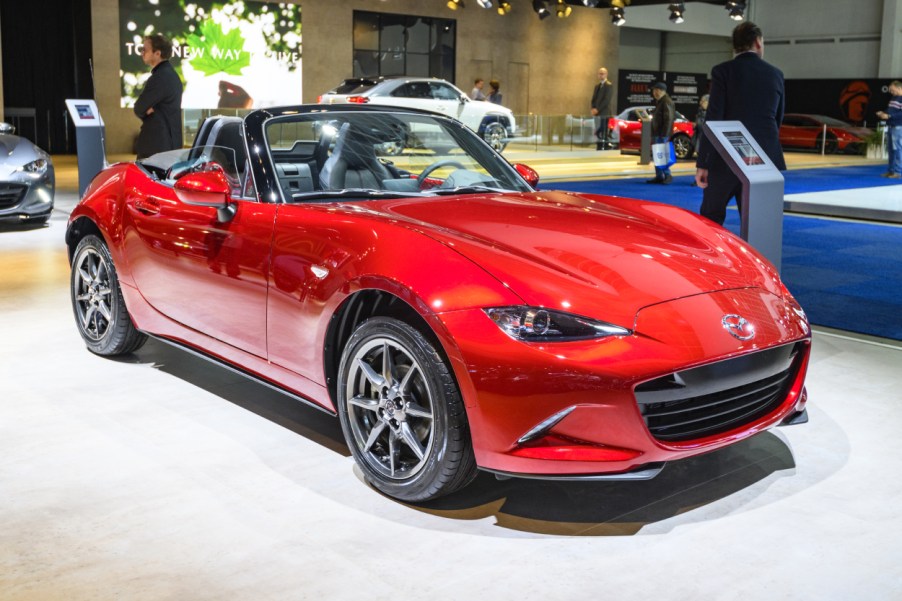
67,105 -> 811,502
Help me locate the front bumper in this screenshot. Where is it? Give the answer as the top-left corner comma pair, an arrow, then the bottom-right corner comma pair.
0,168 -> 55,222
436,287 -> 811,478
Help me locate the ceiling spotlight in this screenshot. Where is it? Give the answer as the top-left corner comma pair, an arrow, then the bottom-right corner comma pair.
725,1 -> 745,21
497,1 -> 512,15
556,0 -> 572,18
446,0 -> 464,10
582,0 -> 600,6
611,6 -> 626,26
476,0 -> 493,8
533,0 -> 551,19
669,2 -> 685,23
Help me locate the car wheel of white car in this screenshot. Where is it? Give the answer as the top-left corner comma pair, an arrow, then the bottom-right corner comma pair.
70,235 -> 147,356
483,122 -> 508,152
337,317 -> 477,501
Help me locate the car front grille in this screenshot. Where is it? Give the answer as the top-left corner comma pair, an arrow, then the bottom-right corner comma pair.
0,183 -> 27,209
635,342 -> 804,442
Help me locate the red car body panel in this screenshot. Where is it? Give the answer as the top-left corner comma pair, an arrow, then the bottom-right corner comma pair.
67,107 -> 810,482
612,111 -> 695,154
779,113 -> 872,152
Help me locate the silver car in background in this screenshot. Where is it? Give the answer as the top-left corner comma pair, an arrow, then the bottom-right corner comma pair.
0,122 -> 55,225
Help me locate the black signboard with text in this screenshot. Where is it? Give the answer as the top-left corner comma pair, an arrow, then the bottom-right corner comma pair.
617,69 -> 709,121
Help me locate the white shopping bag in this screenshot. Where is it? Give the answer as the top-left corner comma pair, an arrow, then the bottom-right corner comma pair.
652,142 -> 676,168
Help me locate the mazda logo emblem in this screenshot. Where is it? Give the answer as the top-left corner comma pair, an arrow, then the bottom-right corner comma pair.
722,314 -> 755,340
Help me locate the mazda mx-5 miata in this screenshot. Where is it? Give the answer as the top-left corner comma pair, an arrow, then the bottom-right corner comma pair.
0,122 -> 55,224
66,105 -> 811,502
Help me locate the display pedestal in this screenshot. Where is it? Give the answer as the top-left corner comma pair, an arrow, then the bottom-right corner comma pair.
65,100 -> 107,198
702,121 -> 785,272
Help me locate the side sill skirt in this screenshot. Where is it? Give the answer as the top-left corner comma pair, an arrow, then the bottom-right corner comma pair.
483,462 -> 666,482
145,333 -> 336,416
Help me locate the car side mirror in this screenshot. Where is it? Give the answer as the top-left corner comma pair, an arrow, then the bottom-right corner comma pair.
174,169 -> 236,221
514,163 -> 540,189
459,95 -> 468,104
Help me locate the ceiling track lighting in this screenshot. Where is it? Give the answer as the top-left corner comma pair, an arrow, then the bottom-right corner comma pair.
668,2 -> 685,24
497,1 -> 512,15
582,0 -> 600,6
476,0 -> 493,8
556,0 -> 572,18
533,0 -> 551,19
446,0 -> 464,10
725,1 -> 746,21
610,6 -> 626,26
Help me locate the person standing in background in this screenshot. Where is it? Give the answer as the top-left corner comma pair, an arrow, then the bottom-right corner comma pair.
134,33 -> 183,159
692,94 -> 709,157
876,80 -> 902,179
695,21 -> 786,224
487,80 -> 503,105
470,78 -> 486,101
647,82 -> 675,184
591,67 -> 614,150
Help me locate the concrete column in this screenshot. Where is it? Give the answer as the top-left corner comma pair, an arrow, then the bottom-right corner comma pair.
879,0 -> 902,77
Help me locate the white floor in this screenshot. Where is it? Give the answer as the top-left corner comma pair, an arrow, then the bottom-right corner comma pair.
785,184 -> 902,222
2,195 -> 902,600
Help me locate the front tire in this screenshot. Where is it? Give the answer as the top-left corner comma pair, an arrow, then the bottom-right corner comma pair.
70,234 -> 147,356
337,317 -> 476,502
482,122 -> 508,152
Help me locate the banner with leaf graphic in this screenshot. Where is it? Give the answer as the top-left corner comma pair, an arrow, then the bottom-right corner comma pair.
119,0 -> 302,109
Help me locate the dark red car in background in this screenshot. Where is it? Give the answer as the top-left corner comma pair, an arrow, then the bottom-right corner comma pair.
610,106 -> 695,159
779,113 -> 873,154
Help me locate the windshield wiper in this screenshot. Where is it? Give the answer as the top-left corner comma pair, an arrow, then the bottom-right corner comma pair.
290,189 -> 423,202
428,185 -> 507,196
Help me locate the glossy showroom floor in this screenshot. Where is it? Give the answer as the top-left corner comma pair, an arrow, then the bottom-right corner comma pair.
2,173 -> 901,600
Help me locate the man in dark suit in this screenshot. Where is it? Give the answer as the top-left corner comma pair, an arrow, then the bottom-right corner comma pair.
591,67 -> 614,150
695,22 -> 786,225
134,34 -> 183,159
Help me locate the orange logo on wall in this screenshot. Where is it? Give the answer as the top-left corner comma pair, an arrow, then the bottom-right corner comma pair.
840,81 -> 871,124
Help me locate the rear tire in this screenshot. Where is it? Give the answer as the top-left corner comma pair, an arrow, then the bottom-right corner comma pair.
816,133 -> 838,154
337,317 -> 476,502
672,133 -> 692,160
70,234 -> 147,356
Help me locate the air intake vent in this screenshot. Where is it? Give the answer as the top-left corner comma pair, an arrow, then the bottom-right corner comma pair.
636,342 -> 804,442
0,183 -> 27,209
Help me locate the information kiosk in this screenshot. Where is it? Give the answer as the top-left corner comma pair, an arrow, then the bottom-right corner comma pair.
702,120 -> 785,272
65,100 -> 107,198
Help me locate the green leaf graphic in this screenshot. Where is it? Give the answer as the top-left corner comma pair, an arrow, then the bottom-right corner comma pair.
187,20 -> 251,77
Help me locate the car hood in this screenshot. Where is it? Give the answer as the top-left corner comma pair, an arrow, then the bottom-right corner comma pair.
368,190 -> 783,328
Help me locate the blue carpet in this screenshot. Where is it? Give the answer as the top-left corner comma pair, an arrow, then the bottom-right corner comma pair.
551,166 -> 902,341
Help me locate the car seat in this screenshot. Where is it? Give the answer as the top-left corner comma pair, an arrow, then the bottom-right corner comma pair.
319,122 -> 391,190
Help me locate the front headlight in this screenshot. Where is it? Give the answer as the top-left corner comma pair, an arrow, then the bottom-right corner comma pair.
20,158 -> 49,175
484,306 -> 631,342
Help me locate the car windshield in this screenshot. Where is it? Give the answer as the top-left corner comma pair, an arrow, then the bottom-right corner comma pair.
263,110 -> 532,202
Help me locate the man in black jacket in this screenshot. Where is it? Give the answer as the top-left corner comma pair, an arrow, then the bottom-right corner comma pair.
648,81 -> 675,184
134,34 -> 183,159
591,67 -> 614,150
695,21 -> 785,224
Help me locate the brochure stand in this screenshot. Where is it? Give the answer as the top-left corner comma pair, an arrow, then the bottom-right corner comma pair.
65,100 -> 107,198
702,121 -> 785,272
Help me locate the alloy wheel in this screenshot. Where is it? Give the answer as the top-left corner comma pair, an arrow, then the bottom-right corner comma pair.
344,337 -> 435,480
73,247 -> 113,342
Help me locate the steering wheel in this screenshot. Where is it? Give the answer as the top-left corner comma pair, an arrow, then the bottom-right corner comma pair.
416,160 -> 468,186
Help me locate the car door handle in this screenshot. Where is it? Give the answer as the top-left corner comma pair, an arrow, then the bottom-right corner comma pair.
133,198 -> 161,215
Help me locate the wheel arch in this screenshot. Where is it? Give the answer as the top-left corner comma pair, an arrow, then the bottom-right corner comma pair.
323,288 -> 458,409
65,216 -> 105,264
